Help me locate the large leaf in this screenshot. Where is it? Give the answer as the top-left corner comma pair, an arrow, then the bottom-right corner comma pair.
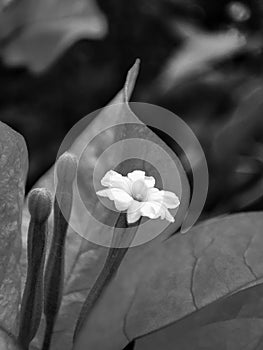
22,60 -> 190,349
72,212 -> 263,350
134,281 -> 263,349
0,0 -> 107,72
0,122 -> 28,333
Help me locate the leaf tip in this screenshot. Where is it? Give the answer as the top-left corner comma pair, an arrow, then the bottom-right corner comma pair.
124,59 -> 141,102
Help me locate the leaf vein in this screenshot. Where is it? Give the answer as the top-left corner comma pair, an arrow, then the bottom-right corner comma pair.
190,256 -> 199,310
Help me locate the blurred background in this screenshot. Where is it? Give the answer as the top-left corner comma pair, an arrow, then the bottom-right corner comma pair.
0,0 -> 262,219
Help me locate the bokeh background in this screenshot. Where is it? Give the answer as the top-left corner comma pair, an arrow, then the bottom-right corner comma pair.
0,0 -> 262,220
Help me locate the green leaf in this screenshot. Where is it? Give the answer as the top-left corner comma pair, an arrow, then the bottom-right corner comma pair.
0,326 -> 20,350
134,281 -> 263,349
0,122 -> 28,334
72,212 -> 263,350
0,0 -> 107,72
23,60 -> 190,349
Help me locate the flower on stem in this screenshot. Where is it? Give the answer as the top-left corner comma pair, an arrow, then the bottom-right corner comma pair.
96,170 -> 180,224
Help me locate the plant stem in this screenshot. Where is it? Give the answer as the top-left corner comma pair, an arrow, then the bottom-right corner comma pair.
73,213 -> 140,342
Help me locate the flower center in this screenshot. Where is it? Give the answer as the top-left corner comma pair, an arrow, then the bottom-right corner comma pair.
131,180 -> 148,202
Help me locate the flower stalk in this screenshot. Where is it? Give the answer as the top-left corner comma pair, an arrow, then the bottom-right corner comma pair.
42,152 -> 77,350
73,212 -> 141,342
18,188 -> 52,350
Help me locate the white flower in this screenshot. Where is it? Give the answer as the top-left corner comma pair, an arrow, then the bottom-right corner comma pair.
96,170 -> 180,224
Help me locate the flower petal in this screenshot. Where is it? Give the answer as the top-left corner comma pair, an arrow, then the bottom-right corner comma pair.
140,201 -> 166,220
140,201 -> 175,222
164,208 -> 175,223
144,176 -> 156,188
96,188 -> 133,211
100,170 -> 132,194
147,189 -> 180,209
128,170 -> 155,188
127,200 -> 143,223
127,170 -> 145,182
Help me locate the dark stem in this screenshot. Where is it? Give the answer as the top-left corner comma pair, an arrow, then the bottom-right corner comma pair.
73,213 -> 140,342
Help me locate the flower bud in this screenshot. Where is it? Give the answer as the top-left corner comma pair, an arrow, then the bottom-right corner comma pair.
56,152 -> 78,185
28,188 -> 52,223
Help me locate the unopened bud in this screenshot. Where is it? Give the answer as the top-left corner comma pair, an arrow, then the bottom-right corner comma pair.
28,188 -> 52,223
56,152 -> 78,185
